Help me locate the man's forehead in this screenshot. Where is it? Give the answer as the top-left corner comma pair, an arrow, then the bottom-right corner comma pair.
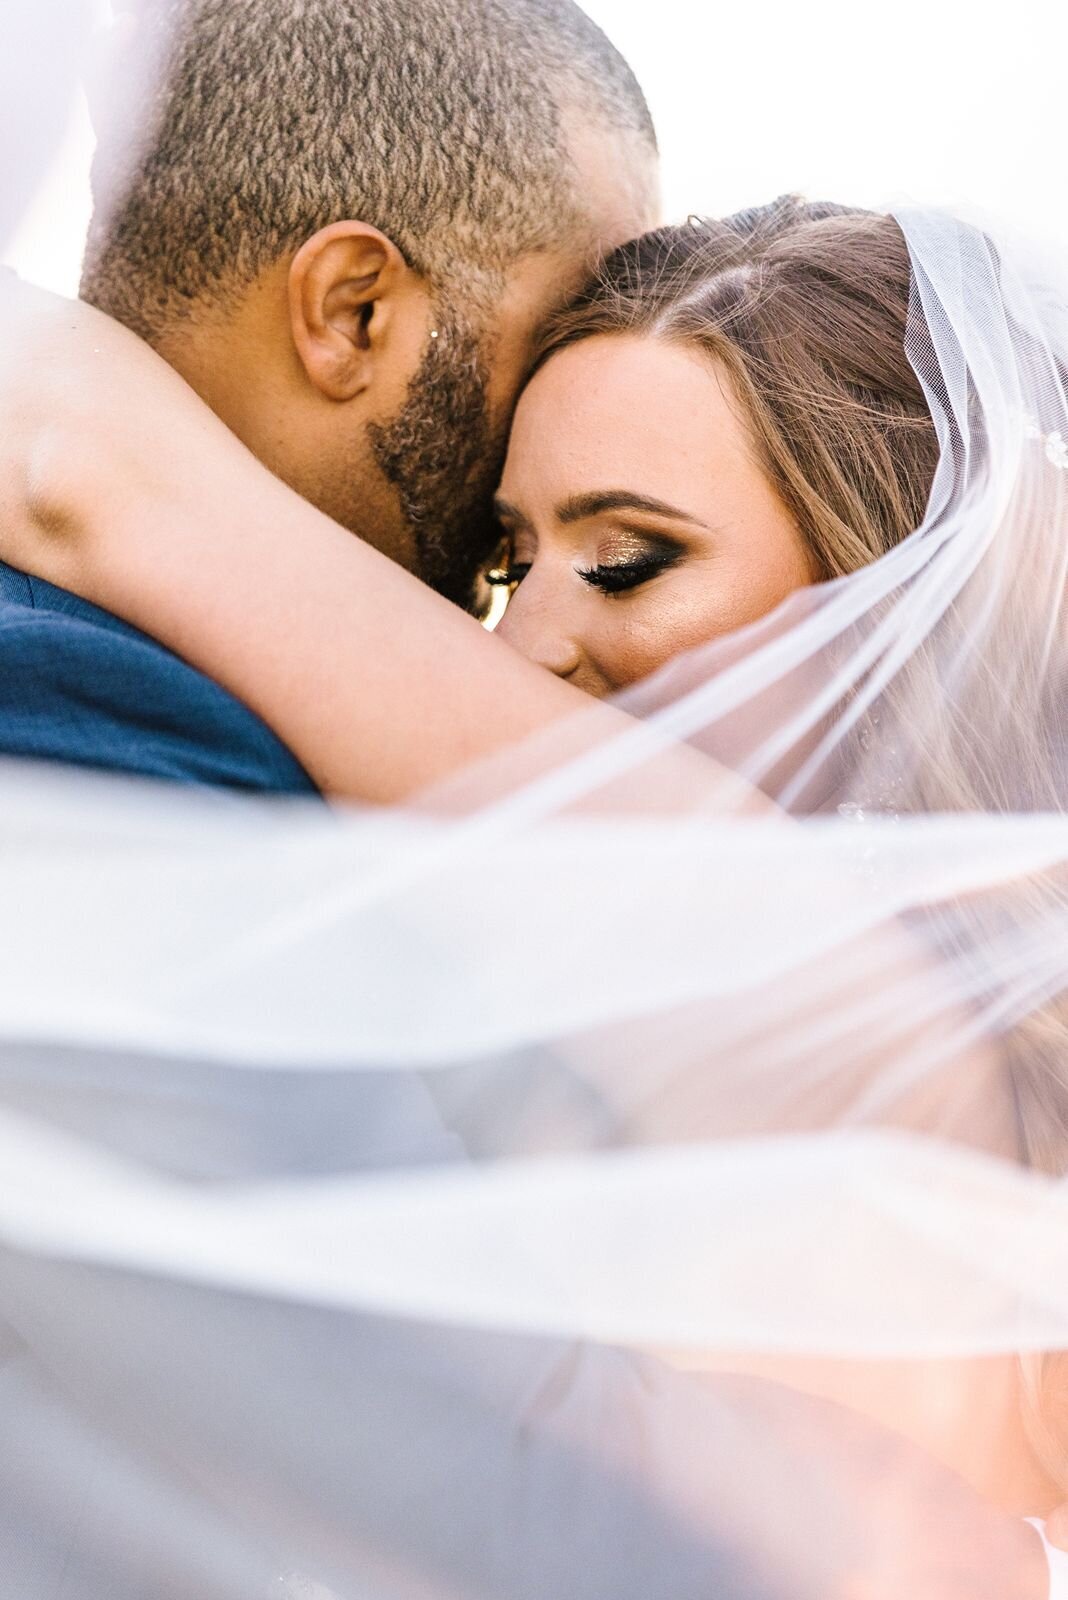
563,110 -> 663,256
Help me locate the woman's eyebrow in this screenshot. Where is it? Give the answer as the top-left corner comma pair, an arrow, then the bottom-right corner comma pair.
555,490 -> 710,528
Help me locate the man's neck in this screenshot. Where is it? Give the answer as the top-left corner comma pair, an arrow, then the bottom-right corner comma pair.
153,259 -> 296,460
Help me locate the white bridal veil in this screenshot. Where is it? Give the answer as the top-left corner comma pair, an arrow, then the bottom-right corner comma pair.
3,5 -> 1068,1599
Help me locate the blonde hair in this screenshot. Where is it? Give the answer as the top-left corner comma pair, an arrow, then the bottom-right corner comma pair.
537,198 -> 941,581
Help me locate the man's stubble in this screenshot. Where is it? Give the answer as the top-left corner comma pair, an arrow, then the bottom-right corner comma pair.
368,302 -> 508,612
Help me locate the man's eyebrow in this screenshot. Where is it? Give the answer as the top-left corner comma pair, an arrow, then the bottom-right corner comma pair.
555,490 -> 710,528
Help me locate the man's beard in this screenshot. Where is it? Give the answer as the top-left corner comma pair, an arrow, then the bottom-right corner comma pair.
368,303 -> 507,611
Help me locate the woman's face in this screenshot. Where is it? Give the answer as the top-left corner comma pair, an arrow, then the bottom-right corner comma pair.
494,334 -> 816,697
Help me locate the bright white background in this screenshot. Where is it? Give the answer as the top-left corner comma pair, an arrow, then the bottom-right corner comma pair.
5,0 -> 1067,294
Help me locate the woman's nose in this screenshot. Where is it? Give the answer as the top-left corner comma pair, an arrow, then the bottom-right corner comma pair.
495,587 -> 583,680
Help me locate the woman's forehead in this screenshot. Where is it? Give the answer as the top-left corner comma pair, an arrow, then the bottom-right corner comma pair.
501,334 -> 752,509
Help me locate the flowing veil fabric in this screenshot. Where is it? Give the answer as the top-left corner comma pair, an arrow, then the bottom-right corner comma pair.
4,10 -> 1068,1598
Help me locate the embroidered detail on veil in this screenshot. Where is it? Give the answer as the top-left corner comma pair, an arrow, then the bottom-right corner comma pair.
1023,414 -> 1068,468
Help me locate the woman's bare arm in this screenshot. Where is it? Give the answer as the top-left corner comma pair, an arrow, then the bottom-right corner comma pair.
0,278 -> 606,803
0,277 -> 776,816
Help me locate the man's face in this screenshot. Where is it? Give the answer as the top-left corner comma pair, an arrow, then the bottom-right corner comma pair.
364,125 -> 661,609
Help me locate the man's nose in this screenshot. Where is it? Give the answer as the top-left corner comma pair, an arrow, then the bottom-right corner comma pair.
496,588 -> 583,681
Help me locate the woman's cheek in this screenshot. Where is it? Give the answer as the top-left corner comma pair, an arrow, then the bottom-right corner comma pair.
600,586 -> 726,687
660,552 -> 810,664
650,583 -> 738,666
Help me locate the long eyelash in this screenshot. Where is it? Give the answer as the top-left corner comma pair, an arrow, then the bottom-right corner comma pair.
577,550 -> 682,595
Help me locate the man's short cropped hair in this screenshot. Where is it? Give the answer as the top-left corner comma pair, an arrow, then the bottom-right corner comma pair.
82,0 -> 656,341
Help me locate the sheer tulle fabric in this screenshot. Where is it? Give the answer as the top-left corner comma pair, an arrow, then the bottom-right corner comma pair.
3,11 -> 1068,1596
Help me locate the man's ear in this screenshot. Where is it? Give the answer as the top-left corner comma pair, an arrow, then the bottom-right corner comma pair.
288,221 -> 413,402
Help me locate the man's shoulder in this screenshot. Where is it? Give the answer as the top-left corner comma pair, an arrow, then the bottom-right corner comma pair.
0,564 -> 317,795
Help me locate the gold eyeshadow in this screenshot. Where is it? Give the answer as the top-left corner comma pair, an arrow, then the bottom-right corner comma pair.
594,529 -> 685,566
595,531 -> 660,565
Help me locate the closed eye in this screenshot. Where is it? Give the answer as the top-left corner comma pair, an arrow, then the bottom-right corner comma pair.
577,547 -> 684,596
486,561 -> 531,589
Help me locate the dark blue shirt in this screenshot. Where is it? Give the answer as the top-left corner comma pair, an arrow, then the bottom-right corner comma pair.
0,561 -> 316,793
